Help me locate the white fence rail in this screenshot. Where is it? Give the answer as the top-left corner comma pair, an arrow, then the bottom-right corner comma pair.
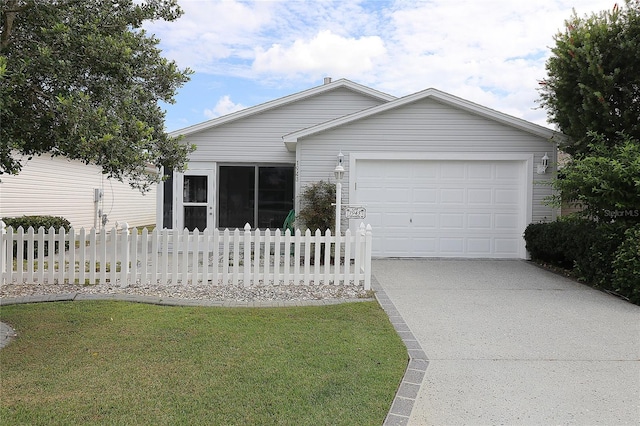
0,222 -> 373,290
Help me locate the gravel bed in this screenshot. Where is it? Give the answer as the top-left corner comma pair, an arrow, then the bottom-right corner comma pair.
0,282 -> 372,302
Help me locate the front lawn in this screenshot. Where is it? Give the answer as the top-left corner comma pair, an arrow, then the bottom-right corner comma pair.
0,301 -> 406,425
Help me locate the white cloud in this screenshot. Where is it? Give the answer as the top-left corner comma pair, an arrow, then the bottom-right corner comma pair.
252,30 -> 386,78
144,0 -> 275,73
149,0 -> 618,128
203,95 -> 246,119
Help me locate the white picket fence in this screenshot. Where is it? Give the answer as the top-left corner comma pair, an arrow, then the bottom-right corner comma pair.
0,222 -> 373,290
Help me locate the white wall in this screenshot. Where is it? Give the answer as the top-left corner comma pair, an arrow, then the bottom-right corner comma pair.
0,155 -> 157,229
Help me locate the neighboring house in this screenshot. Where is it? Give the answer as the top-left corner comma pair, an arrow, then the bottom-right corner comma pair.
159,78 -> 561,259
0,155 -> 157,229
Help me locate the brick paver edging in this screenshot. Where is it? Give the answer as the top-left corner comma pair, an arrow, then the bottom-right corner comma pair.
372,276 -> 429,426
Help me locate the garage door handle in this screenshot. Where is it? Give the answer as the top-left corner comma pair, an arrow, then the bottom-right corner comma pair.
410,218 -> 412,223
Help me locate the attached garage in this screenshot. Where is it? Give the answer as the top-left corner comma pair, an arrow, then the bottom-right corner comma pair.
352,155 -> 532,258
284,84 -> 561,260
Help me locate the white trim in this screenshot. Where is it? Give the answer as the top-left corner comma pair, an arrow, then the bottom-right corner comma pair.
175,162 -> 216,230
156,166 -> 165,229
349,152 -> 533,258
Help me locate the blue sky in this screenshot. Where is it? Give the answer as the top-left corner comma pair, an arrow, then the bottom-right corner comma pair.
144,0 -> 616,132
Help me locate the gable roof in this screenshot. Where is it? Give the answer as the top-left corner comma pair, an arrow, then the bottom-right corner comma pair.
283,88 -> 566,151
169,78 -> 396,138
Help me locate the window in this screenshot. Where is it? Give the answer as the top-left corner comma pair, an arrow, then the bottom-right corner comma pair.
219,165 -> 294,229
183,175 -> 208,231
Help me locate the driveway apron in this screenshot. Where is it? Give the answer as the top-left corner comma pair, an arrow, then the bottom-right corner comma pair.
373,259 -> 640,426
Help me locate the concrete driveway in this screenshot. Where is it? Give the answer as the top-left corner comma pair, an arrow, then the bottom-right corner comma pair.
373,259 -> 640,426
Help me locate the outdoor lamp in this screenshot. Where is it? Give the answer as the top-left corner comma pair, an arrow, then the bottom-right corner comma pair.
334,151 -> 345,180
537,153 -> 549,174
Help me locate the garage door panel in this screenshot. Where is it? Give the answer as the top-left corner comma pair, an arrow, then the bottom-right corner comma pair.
496,162 -> 522,179
384,188 -> 411,202
468,163 -> 493,179
441,163 -> 466,179
363,212 -> 384,227
412,162 -> 438,179
495,214 -> 520,230
440,213 -> 465,229
384,237 -> 415,255
412,213 -> 437,228
413,188 -> 438,203
467,213 -> 492,229
355,159 -> 525,258
410,238 -> 438,255
441,188 -> 465,203
468,188 -> 493,204
467,238 -> 492,254
440,238 -> 465,253
381,212 -> 411,225
494,238 -> 520,254
495,189 -> 520,205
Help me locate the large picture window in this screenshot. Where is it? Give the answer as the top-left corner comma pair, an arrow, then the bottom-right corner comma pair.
219,165 -> 294,229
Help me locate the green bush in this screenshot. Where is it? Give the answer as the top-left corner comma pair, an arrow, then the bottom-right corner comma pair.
523,218 -> 593,269
612,225 -> 640,304
2,215 -> 71,232
2,215 -> 71,257
573,222 -> 626,287
524,218 -> 638,305
297,181 -> 336,232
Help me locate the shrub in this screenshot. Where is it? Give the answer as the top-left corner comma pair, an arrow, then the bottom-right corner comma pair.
297,181 -> 336,232
2,215 -> 71,232
612,225 -> 640,304
524,217 -> 638,305
523,218 -> 593,269
2,215 -> 71,257
573,221 -> 626,287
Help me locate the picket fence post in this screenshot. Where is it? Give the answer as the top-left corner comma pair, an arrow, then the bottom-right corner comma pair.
243,223 -> 251,287
120,223 -> 130,287
0,221 -> 7,284
364,224 -> 373,290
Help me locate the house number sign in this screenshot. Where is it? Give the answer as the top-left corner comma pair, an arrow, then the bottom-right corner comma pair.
344,205 -> 366,219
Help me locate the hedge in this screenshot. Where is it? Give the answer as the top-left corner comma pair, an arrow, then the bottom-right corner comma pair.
2,215 -> 71,257
524,218 -> 639,305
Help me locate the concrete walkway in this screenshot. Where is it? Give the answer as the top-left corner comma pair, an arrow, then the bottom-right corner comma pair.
373,259 -> 640,425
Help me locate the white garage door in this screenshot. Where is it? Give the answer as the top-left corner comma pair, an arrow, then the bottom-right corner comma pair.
354,159 -> 526,258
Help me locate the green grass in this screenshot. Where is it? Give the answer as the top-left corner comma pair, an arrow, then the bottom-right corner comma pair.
0,301 -> 407,425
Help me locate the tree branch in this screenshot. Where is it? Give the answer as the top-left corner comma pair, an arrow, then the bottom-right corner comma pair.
1,0 -> 27,50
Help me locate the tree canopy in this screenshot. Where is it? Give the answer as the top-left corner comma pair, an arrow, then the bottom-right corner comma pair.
538,0 -> 640,157
539,1 -> 640,220
0,0 -> 194,191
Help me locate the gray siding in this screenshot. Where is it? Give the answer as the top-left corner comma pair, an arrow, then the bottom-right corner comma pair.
181,87 -> 388,165
296,98 -> 557,223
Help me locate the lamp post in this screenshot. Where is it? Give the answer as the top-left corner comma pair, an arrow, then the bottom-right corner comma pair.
334,152 -> 345,236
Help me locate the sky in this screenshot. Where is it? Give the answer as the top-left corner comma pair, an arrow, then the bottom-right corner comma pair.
143,0 -> 617,132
